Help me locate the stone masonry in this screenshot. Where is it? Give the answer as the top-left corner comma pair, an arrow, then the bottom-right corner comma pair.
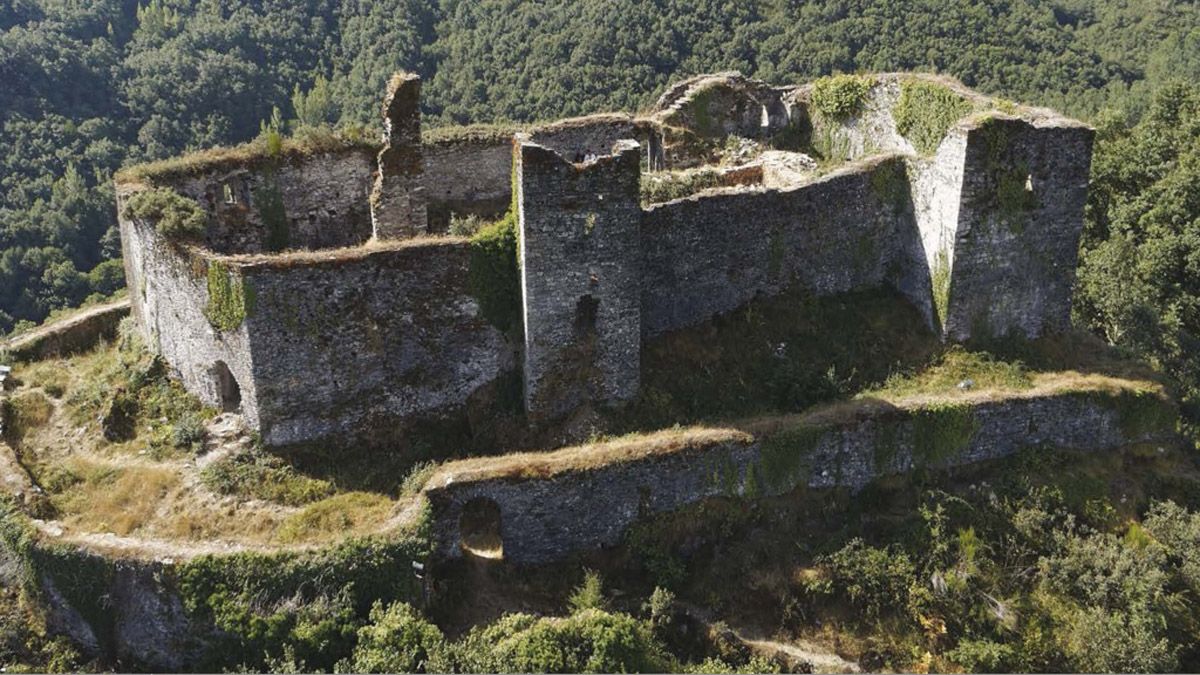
518,137 -> 643,420
116,71 -> 1095,450
370,72 -> 427,239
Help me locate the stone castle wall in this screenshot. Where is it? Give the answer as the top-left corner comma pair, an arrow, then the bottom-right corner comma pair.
640,156 -> 934,336
426,390 -> 1175,564
423,135 -> 513,230
944,117 -> 1094,340
518,138 -> 644,419
235,240 -> 511,447
160,148 -> 376,255
118,191 -> 264,429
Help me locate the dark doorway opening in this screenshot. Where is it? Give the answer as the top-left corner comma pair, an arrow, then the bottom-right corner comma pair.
212,361 -> 242,412
460,497 -> 503,559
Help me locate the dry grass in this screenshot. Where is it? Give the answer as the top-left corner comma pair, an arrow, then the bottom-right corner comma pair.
220,233 -> 466,271
425,427 -> 752,488
430,369 -> 1164,492
53,459 -> 180,536
115,134 -> 378,186
275,492 -> 395,544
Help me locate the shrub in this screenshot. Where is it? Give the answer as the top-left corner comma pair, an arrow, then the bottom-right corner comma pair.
340,601 -> 446,673
893,81 -> 973,155
200,447 -> 334,506
123,187 -> 207,241
568,569 -> 607,613
468,212 -> 521,333
809,74 -> 875,118
814,538 -> 915,619
452,609 -> 671,673
204,261 -> 254,332
945,638 -> 1018,673
640,169 -> 725,205
448,213 -> 487,237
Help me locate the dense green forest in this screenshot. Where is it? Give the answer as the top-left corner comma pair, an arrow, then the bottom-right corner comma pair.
2,0 -> 1199,413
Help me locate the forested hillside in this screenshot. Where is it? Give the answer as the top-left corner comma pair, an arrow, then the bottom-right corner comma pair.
2,0 -> 1199,414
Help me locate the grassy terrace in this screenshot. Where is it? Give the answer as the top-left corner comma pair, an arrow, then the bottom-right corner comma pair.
0,284 -> 1171,550
1,321 -> 415,549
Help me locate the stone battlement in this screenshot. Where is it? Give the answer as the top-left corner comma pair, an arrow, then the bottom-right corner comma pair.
116,71 -> 1094,451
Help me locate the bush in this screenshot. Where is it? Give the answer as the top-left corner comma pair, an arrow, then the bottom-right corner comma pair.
468,212 -> 521,333
123,187 -> 207,241
568,569 -> 607,613
452,609 -> 671,673
945,638 -> 1018,673
814,538 -> 915,619
809,74 -> 875,118
893,81 -> 973,155
340,601 -> 446,673
200,447 -> 335,506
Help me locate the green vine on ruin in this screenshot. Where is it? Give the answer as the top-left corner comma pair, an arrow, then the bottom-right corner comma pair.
468,212 -> 521,334
911,402 -> 980,467
893,80 -> 973,155
931,247 -> 952,328
204,260 -> 255,332
809,74 -> 875,119
756,423 -> 824,494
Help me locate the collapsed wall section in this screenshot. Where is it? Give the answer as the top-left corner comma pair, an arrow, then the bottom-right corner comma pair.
117,186 -> 262,428
233,240 -> 511,448
426,388 -> 1175,564
944,116 -> 1094,341
518,138 -> 643,420
640,156 -> 934,336
142,148 -> 376,255
423,131 -> 514,230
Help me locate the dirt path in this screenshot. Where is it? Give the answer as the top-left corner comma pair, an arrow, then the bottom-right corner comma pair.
740,635 -> 862,673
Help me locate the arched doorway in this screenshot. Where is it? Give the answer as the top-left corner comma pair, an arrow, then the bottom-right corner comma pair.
211,361 -> 242,412
459,497 -> 503,560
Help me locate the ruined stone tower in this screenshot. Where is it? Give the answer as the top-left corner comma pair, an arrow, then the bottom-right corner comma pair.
516,136 -> 643,420
371,72 -> 427,238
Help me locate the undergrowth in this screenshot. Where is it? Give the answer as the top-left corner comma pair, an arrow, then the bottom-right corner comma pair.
893,80 -> 973,155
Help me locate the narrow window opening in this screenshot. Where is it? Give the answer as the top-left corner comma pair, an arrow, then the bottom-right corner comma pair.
1024,174 -> 1034,192
761,105 -> 770,129
460,497 -> 503,560
212,361 -> 242,412
223,183 -> 238,205
574,294 -> 599,338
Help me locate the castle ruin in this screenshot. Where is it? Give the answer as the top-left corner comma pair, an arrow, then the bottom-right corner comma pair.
116,72 -> 1094,451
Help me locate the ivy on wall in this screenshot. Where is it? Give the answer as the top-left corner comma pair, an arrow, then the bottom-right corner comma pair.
204,261 -> 255,332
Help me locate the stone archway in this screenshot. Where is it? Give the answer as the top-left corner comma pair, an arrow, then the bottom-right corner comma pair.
459,497 -> 503,560
211,361 -> 241,413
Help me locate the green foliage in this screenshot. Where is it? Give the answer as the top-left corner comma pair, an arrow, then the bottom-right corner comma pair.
809,74 -> 875,118
893,81 -> 973,155
200,446 -> 335,506
1076,83 -> 1200,430
756,424 -> 823,493
1105,389 -> 1177,438
810,538 -> 915,618
176,524 -> 430,671
467,211 -> 521,333
204,260 -> 254,332
123,187 -> 206,241
568,569 -> 607,613
340,601 -> 446,673
872,346 -> 1032,398
450,609 -> 671,673
911,402 -> 979,466
930,247 -> 951,327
